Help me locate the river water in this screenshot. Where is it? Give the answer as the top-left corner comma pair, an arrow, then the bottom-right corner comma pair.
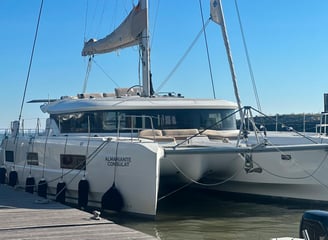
105,188 -> 324,240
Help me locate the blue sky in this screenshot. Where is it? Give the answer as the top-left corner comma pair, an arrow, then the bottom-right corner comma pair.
0,0 -> 328,129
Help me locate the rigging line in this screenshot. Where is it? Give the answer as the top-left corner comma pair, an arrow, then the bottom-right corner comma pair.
252,152 -> 328,194
88,0 -> 99,38
158,182 -> 193,201
166,154 -> 244,187
150,0 -> 160,49
173,107 -> 242,148
234,0 -> 261,111
29,136 -> 35,175
107,0 -> 120,34
62,135 -> 69,179
252,152 -> 328,181
82,56 -> 93,93
96,0 -> 108,38
199,0 -> 216,99
19,140 -> 111,189
113,141 -> 120,184
156,19 -> 210,93
41,128 -> 50,179
53,142 -> 111,198
249,106 -> 318,144
92,58 -> 120,87
18,0 -> 44,123
83,0 -> 89,42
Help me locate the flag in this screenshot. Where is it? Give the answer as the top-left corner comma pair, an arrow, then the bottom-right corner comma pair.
210,0 -> 223,25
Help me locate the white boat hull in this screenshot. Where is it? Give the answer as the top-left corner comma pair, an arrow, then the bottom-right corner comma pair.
0,134 -> 247,216
161,144 -> 246,185
1,136 -> 163,217
201,144 -> 328,203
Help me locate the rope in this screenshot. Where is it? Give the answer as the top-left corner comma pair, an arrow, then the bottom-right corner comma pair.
83,0 -> 89,42
234,0 -> 261,111
13,138 -> 111,191
49,139 -> 111,199
158,153 -> 245,201
249,106 -> 319,144
41,128 -> 50,178
173,107 -> 242,148
18,0 -> 44,124
199,0 -> 216,99
252,139 -> 328,179
158,182 -> 192,201
170,155 -> 243,187
113,142 -> 120,184
92,58 -> 120,87
82,56 -> 93,93
156,20 -> 210,93
61,136 -> 69,180
150,0 -> 160,49
250,148 -> 328,194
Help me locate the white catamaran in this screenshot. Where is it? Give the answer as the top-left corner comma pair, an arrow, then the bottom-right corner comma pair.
1,0 -> 328,218
0,0 -> 247,217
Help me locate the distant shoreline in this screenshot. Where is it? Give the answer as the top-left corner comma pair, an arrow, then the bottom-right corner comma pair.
0,112 -> 324,134
237,113 -> 322,133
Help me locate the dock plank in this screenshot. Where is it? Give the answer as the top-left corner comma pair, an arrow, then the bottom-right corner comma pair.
0,185 -> 156,240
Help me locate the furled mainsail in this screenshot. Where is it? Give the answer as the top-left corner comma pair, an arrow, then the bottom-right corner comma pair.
82,2 -> 146,56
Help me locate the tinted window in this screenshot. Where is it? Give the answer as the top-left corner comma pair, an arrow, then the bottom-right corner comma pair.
52,109 -> 236,133
5,151 -> 14,162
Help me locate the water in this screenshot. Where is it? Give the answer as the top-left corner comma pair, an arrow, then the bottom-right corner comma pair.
105,188 -> 323,240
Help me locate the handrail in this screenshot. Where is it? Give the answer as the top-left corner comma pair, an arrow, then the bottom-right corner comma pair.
117,114 -> 155,141
316,112 -> 328,135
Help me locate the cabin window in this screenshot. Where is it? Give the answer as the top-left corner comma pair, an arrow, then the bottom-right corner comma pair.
60,154 -> 86,170
27,152 -> 39,166
5,151 -> 14,162
56,112 -> 103,133
102,112 -> 117,131
52,109 -> 236,133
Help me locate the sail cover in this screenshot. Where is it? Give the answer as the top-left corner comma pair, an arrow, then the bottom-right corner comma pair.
210,0 -> 223,25
82,2 -> 147,56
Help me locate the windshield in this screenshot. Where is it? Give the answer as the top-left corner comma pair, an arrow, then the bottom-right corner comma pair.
52,109 -> 237,133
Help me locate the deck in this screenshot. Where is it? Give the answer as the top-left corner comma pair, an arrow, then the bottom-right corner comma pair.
0,185 -> 156,240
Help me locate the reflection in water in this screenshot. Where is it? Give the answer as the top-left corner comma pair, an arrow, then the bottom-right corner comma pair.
104,188 -> 321,239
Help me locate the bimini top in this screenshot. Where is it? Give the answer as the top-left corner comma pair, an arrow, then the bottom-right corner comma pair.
39,92 -> 238,115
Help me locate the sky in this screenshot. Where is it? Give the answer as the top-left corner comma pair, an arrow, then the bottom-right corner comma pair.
0,0 -> 328,129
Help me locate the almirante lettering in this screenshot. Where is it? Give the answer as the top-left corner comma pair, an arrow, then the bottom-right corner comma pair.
105,156 -> 131,167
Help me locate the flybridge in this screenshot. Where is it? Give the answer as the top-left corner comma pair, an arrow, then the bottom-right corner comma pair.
28,87 -> 185,103
75,90 -> 185,99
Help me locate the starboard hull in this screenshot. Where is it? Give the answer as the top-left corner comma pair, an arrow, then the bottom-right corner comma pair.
200,144 -> 328,204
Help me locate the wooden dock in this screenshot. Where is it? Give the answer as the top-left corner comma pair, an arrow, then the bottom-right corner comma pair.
0,185 -> 156,240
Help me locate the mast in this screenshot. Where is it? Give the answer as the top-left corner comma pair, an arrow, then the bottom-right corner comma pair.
140,0 -> 151,97
211,0 -> 243,120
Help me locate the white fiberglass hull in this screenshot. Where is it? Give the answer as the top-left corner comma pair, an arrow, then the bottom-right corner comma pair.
202,143 -> 328,203
0,134 -> 247,216
0,135 -> 163,217
161,144 -> 246,185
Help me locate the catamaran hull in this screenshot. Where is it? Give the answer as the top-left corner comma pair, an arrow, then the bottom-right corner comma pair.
0,136 -> 163,217
0,135 -> 247,216
200,144 -> 328,203
161,145 -> 247,185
